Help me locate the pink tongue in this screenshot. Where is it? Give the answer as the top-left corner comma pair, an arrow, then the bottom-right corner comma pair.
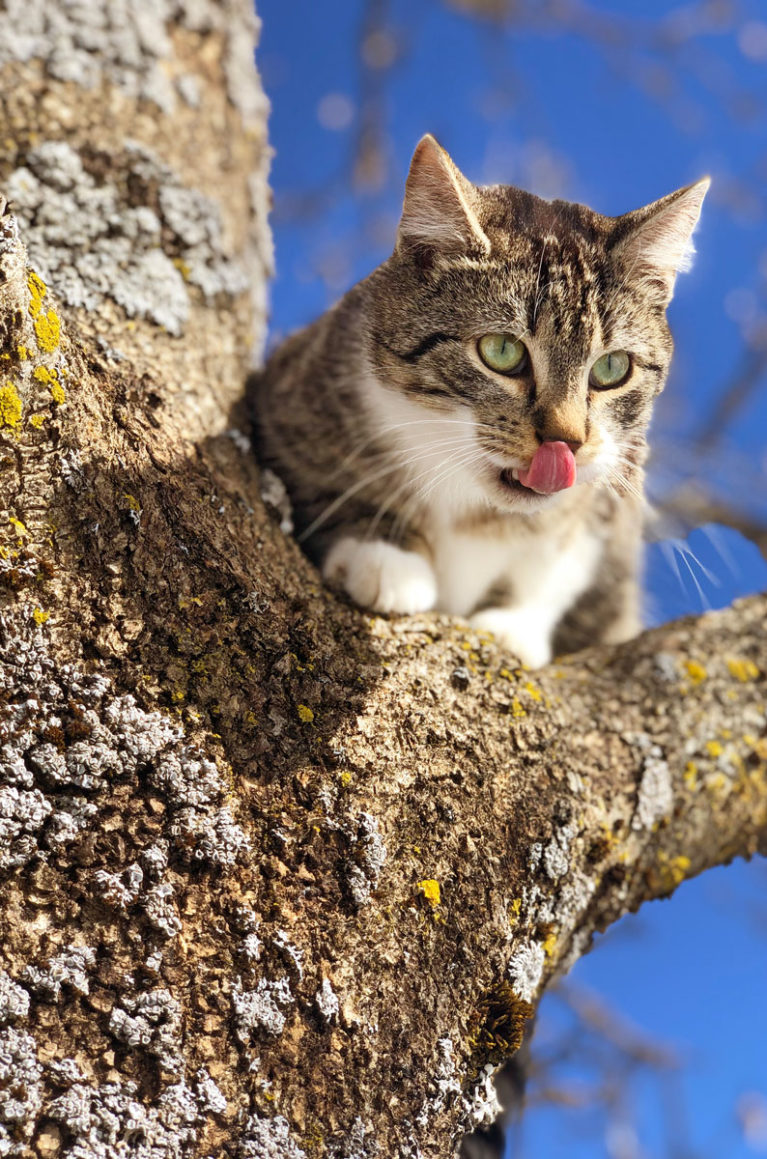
517,441 -> 577,494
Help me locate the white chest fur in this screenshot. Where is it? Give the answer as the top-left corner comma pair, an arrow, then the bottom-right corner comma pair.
326,372 -> 606,667
430,516 -> 603,667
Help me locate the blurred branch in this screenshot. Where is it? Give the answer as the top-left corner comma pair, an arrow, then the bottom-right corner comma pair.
694,346 -> 767,451
659,485 -> 767,561
554,981 -> 679,1070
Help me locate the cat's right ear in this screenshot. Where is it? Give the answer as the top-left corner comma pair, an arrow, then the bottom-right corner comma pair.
396,135 -> 491,265
611,178 -> 710,304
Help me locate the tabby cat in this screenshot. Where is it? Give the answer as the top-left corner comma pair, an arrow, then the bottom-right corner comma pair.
253,135 -> 708,667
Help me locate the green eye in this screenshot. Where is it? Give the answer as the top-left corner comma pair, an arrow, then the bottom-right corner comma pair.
590,351 -> 631,389
477,333 -> 528,376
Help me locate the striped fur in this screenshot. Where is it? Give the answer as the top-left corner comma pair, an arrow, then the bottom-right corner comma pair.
251,136 -> 707,666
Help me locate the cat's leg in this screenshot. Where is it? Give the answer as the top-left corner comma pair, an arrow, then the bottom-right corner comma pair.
469,527 -> 605,668
323,536 -> 437,615
469,605 -> 559,669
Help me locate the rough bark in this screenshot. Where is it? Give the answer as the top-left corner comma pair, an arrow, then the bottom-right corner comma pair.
0,4 -> 765,1159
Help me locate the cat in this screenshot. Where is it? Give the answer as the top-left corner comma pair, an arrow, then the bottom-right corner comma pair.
252,135 -> 708,668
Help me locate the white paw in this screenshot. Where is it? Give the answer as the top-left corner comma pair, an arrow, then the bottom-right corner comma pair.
323,538 -> 437,615
470,607 -> 552,669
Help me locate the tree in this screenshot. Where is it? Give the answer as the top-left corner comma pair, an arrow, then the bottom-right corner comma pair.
0,3 -> 765,1158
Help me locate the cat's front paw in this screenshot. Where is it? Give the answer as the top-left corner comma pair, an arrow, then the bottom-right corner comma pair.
470,607 -> 552,669
323,538 -> 437,615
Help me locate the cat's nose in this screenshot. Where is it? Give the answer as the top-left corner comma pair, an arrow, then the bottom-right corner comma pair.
538,433 -> 583,454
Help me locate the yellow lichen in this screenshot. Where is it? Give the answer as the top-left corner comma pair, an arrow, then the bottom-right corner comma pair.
32,607 -> 50,625
8,517 -> 27,538
509,698 -> 526,718
726,657 -> 760,682
27,271 -> 61,353
508,897 -> 522,924
524,680 -> 542,702
123,493 -> 142,512
0,383 -> 22,430
297,704 -> 314,723
684,660 -> 707,685
417,879 -> 441,907
658,853 -> 691,888
338,771 -> 352,788
27,270 -> 47,316
683,761 -> 698,788
543,931 -> 558,957
705,740 -> 723,758
33,364 -> 65,403
28,414 -> 46,429
17,345 -> 28,361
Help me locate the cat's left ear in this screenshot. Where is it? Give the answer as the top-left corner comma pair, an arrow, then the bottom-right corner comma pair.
612,178 -> 710,303
396,135 -> 491,263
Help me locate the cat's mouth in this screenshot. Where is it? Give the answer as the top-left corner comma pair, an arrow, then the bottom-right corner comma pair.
493,467 -> 555,508
499,467 -> 537,495
498,443 -> 578,497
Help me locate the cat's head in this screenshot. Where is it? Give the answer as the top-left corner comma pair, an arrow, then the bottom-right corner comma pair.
365,135 -> 708,516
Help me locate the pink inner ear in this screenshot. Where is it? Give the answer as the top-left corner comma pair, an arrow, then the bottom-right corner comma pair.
518,442 -> 577,494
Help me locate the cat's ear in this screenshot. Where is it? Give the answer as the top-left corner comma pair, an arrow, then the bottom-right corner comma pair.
397,135 -> 491,263
612,178 -> 710,303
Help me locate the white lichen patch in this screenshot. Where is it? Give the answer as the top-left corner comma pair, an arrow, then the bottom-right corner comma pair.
532,817 -> 578,883
0,0 -> 247,114
7,140 -> 248,336
92,864 -> 143,910
461,1063 -> 502,1134
242,932 -> 262,962
194,1068 -> 226,1115
345,811 -> 387,908
414,1037 -> 462,1130
0,784 -> 52,870
0,971 -> 30,1026
273,930 -> 304,980
315,978 -> 340,1026
634,755 -> 673,831
232,977 -> 294,1042
108,989 -> 183,1073
23,946 -> 96,1001
237,1112 -> 308,1159
0,1026 -> 43,1145
653,651 -> 680,682
44,1069 -> 220,1159
143,882 -> 183,939
506,942 -> 545,1004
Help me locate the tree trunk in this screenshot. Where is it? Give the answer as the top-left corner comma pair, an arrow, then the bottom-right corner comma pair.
0,5 -> 765,1158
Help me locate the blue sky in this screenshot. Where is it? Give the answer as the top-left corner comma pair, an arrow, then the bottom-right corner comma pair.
258,2 -> 767,1154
